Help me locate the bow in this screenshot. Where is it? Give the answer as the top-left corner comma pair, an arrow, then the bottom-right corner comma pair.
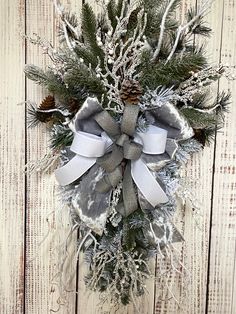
55,97 -> 193,234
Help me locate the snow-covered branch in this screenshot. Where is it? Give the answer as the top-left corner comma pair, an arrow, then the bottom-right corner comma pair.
152,0 -> 177,61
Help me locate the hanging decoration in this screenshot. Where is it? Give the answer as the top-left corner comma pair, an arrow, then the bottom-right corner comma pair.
25,0 -> 232,306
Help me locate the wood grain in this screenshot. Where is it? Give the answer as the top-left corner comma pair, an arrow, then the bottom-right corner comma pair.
207,0 -> 236,313
25,1 -> 76,313
0,0 -> 25,313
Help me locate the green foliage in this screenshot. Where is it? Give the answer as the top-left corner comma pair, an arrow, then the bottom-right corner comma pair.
181,107 -> 217,129
25,63 -> 104,104
63,64 -> 106,99
122,220 -> 137,251
107,0 -> 118,29
127,7 -> 141,34
214,91 -> 231,115
139,50 -> 207,88
184,92 -> 230,145
24,65 -> 48,85
142,0 -> 179,45
122,209 -> 152,252
81,3 -> 104,63
187,8 -> 212,37
25,65 -> 76,101
116,0 -> 125,18
194,127 -> 216,146
74,46 -> 98,69
58,12 -> 79,42
50,124 -> 73,149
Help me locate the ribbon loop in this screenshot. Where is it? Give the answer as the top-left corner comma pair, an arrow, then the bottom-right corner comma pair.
136,125 -> 167,154
94,111 -> 120,137
71,131 -> 106,157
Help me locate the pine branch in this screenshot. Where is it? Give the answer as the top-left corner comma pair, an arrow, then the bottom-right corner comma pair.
81,3 -> 104,62
24,64 -> 48,85
50,124 -> 73,149
181,107 -> 217,129
25,65 -> 88,102
193,91 -> 230,145
63,64 -> 106,98
166,0 -> 212,62
74,45 -> 98,69
215,91 -> 231,116
107,0 -> 118,29
152,0 -> 179,61
58,11 -> 79,42
139,51 -> 207,88
187,8 -> 212,37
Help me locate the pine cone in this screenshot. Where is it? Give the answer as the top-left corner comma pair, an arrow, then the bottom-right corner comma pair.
39,95 -> 56,110
194,129 -> 206,146
37,95 -> 56,122
68,98 -> 81,113
120,79 -> 143,105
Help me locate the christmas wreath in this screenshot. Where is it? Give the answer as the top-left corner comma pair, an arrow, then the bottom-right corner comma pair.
25,0 -> 232,307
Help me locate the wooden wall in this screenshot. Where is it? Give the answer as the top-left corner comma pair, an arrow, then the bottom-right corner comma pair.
0,0 -> 235,313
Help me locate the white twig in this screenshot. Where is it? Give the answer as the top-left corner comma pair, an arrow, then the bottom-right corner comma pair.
152,0 -> 177,61
166,0 -> 213,63
76,230 -> 92,259
36,107 -> 71,116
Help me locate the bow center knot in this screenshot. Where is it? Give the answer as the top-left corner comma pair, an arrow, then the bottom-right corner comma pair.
123,140 -> 143,160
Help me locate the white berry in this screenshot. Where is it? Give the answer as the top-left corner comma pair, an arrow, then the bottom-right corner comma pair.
109,49 -> 114,55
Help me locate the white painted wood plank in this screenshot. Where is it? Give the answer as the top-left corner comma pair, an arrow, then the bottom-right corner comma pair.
207,0 -> 236,312
25,1 -> 77,313
0,1 -> 25,313
155,0 -> 224,312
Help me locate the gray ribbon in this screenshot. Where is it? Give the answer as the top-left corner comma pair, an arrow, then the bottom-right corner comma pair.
93,104 -> 141,217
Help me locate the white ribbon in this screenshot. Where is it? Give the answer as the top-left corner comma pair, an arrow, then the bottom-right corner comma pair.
55,125 -> 169,206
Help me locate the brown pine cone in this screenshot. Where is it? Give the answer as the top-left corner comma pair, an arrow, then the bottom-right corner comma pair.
39,95 -> 55,110
37,95 -> 56,122
120,79 -> 143,105
194,129 -> 206,146
68,98 -> 81,113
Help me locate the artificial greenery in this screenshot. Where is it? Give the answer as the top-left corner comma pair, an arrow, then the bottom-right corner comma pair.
25,0 -> 230,307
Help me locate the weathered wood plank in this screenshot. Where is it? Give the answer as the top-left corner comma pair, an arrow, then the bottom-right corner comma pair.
25,0 -> 76,313
0,0 -> 25,313
207,0 -> 236,312
155,0 -> 224,312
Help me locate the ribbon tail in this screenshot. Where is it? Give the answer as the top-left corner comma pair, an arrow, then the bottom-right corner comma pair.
117,162 -> 138,217
131,159 -> 168,207
55,155 -> 96,186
